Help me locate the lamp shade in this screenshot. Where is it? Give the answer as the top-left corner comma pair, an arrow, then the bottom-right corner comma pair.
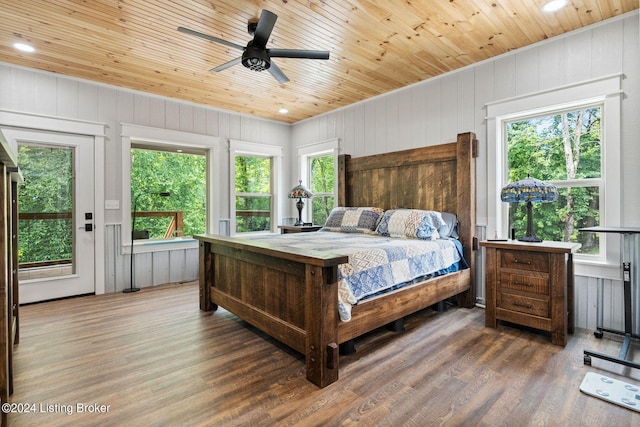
500,175 -> 558,203
288,180 -> 313,199
500,175 -> 558,243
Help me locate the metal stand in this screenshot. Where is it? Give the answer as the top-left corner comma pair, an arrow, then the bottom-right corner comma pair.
580,227 -> 640,370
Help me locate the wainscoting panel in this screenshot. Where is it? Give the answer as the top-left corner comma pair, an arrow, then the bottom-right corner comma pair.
574,276 -> 625,334
105,224 -> 198,293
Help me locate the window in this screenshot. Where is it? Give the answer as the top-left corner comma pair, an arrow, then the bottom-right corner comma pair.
505,105 -> 602,254
486,74 -> 622,271
297,139 -> 338,226
131,145 -> 206,239
17,143 -> 73,270
234,155 -> 272,232
121,124 -> 219,251
230,140 -> 282,234
309,154 -> 335,225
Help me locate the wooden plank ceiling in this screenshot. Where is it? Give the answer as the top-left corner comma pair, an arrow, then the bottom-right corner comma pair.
0,0 -> 636,123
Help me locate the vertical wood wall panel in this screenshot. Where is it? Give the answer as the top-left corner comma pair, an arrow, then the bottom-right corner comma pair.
424,79 -> 442,146
152,251 -> 170,285
622,17 -> 640,224
564,30 -> 592,82
537,40 -> 565,89
457,69 -> 475,134
78,82 -> 99,122
149,97 -> 166,129
56,78 -> 79,118
35,73 -> 57,116
515,49 -> 540,95
592,22 -> 623,77
134,94 -> 151,126
493,55 -> 517,101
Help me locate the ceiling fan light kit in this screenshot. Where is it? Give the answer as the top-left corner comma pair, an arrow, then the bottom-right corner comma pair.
178,9 -> 330,84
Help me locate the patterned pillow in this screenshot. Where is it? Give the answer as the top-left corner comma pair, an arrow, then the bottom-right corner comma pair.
322,207 -> 384,233
375,209 -> 447,240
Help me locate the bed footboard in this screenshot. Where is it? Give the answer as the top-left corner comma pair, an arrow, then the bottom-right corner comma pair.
197,236 -> 348,387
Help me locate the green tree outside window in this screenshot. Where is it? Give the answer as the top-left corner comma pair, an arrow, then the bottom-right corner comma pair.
235,155 -> 272,232
506,105 -> 602,254
131,148 -> 206,238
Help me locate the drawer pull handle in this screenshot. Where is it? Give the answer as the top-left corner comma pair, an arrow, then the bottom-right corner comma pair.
513,259 -> 531,265
514,302 -> 533,309
512,281 -> 532,287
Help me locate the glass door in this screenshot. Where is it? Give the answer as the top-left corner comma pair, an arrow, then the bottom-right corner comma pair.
5,129 -> 95,303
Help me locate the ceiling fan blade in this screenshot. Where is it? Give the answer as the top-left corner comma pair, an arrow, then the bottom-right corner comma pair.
268,49 -> 330,60
252,10 -> 277,48
177,27 -> 245,51
268,61 -> 289,84
210,57 -> 242,72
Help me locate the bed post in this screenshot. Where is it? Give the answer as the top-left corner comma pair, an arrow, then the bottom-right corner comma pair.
337,154 -> 350,207
305,264 -> 339,387
198,240 -> 216,312
456,131 -> 478,308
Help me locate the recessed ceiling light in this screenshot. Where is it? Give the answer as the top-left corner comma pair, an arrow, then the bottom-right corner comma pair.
542,0 -> 567,12
13,42 -> 35,53
278,108 -> 288,114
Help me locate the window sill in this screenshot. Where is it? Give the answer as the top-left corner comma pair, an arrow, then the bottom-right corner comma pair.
574,258 -> 622,281
125,237 -> 198,254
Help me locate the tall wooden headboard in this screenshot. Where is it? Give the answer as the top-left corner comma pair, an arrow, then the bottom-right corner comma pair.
337,131 -> 478,307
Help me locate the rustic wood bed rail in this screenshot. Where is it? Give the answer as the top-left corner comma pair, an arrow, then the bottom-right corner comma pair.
196,131 -> 477,387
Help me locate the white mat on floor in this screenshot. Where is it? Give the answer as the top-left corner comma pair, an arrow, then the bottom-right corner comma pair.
580,372 -> 640,412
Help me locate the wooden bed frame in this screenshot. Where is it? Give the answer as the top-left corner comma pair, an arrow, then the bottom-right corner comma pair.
196,131 -> 477,388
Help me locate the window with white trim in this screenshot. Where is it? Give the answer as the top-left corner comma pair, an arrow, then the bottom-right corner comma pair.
120,124 -> 219,251
230,140 -> 283,234
297,139 -> 338,226
486,75 -> 622,269
234,154 -> 273,232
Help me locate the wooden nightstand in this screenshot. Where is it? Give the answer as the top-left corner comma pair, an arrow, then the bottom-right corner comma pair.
480,240 -> 581,346
278,225 -> 322,234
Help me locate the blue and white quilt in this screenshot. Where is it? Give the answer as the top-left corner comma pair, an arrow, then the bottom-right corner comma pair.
245,231 -> 465,322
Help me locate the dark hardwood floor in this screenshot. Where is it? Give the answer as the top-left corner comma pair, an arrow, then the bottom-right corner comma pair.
7,282 -> 639,426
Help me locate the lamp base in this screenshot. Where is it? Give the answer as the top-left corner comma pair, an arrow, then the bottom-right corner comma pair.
517,235 -> 543,243
123,287 -> 140,293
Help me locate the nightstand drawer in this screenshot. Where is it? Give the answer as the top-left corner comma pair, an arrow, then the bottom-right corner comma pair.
500,272 -> 549,295
500,250 -> 549,273
498,293 -> 549,317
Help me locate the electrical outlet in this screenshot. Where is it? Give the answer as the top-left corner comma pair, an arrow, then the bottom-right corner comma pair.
105,200 -> 120,210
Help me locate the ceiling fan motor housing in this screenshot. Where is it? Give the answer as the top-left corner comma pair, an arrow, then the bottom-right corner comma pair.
242,45 -> 271,72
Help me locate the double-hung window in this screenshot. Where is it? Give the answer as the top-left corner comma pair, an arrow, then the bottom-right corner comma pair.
234,154 -> 273,232
296,139 -> 338,226
504,104 -> 602,254
230,140 -> 283,234
486,75 -> 622,273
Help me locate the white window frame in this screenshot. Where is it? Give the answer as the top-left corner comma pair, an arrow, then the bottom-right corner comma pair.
229,139 -> 283,235
486,74 -> 622,279
121,124 -> 220,254
296,138 -> 339,224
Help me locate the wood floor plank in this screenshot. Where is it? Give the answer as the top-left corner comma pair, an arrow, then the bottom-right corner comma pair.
7,282 -> 640,426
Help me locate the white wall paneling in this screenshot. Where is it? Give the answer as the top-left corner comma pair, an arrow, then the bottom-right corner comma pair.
105,225 -> 198,292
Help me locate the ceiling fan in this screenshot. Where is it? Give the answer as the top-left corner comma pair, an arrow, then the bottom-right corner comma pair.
177,9 -> 330,84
